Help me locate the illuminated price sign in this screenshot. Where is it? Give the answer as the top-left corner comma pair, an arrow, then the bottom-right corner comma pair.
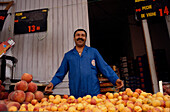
0,10 -> 8,31
14,9 -> 48,34
135,0 -> 170,20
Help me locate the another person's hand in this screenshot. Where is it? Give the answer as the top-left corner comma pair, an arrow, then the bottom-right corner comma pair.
44,82 -> 53,94
115,79 -> 124,89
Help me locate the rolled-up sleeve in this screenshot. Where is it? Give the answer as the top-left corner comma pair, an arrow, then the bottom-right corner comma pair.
95,49 -> 119,85
51,54 -> 69,87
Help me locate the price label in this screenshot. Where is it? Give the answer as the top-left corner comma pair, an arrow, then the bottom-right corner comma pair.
14,9 -> 48,34
7,39 -> 15,46
135,0 -> 169,20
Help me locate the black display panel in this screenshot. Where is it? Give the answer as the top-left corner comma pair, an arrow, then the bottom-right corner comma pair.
14,8 -> 48,34
0,10 -> 8,31
135,0 -> 169,20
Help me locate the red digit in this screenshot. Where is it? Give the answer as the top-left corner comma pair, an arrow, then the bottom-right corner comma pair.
164,6 -> 169,15
31,25 -> 35,32
159,9 -> 163,16
28,26 -> 31,32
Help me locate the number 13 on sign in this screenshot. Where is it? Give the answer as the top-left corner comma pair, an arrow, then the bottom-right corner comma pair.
28,25 -> 41,32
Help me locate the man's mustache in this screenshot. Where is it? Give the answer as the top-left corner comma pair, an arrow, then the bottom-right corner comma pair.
77,38 -> 84,41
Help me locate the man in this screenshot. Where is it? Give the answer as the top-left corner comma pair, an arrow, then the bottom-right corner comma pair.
45,29 -> 123,98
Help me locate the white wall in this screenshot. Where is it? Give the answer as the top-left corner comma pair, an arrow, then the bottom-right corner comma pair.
0,0 -> 90,94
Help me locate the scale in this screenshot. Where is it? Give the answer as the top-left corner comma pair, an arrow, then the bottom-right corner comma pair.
0,38 -> 17,91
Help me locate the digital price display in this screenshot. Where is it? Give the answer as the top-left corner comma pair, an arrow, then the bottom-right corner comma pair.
0,10 -> 8,31
135,0 -> 170,20
14,8 -> 48,34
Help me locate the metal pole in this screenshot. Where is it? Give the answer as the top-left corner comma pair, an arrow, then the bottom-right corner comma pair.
142,19 -> 159,93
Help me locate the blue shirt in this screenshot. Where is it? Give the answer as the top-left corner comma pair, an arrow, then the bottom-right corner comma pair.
51,45 -> 119,98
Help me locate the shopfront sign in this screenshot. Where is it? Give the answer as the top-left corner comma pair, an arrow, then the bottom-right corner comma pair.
14,9 -> 48,34
135,0 -> 169,20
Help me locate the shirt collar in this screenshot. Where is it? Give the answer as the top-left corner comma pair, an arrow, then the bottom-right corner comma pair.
73,45 -> 88,56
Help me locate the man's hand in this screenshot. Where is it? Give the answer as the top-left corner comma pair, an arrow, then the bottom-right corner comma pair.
115,79 -> 124,89
44,82 -> 53,94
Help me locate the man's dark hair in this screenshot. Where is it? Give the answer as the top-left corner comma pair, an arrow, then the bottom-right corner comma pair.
73,29 -> 87,38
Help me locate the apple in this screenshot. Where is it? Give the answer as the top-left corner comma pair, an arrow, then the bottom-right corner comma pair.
77,97 -> 82,103
19,106 -> 27,111
49,95 -> 54,99
67,98 -> 74,104
122,91 -> 127,95
140,92 -> 147,98
156,92 -> 163,97
68,106 -> 76,112
152,100 -> 161,107
118,96 -> 122,100
69,95 -> 75,100
119,92 -> 123,96
118,104 -> 124,111
122,100 -> 128,106
113,93 -> 119,98
51,106 -> 57,111
8,106 -> 18,111
125,88 -> 132,92
123,107 -> 133,112
160,100 -> 165,107
152,107 -> 162,112
164,108 -> 170,112
107,106 -> 116,112
131,97 -> 137,103
127,91 -> 133,97
134,106 -> 142,112
55,95 -> 61,99
138,95 -> 145,100
63,94 -> 69,99
110,99 -> 117,105
142,104 -> 150,111
135,89 -> 142,95
122,95 -> 129,100
107,93 -> 114,99
77,103 -> 84,111
33,107 -> 40,111
133,92 -> 139,98
41,98 -> 48,102
53,98 -> 61,104
73,99 -> 78,103
156,97 -> 163,101
127,103 -> 134,110
31,99 -> 38,105
165,100 -> 170,108
134,101 -> 142,107
101,95 -> 106,100
86,98 -> 91,103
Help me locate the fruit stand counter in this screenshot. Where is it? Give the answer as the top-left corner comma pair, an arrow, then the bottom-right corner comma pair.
1,73 -> 169,111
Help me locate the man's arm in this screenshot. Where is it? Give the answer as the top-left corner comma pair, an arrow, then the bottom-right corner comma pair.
44,54 -> 69,92
94,49 -> 123,89
51,54 -> 69,86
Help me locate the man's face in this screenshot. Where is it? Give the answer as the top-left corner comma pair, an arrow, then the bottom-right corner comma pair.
74,31 -> 86,47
